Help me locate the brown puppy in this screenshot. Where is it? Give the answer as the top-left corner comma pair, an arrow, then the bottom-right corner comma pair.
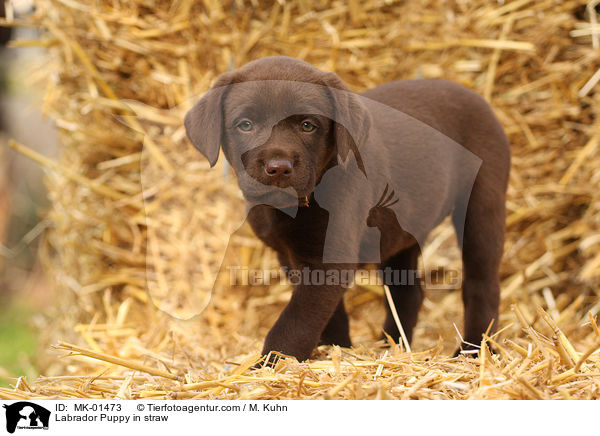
185,56 -> 510,361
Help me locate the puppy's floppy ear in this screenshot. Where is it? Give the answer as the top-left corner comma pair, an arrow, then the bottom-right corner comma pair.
321,72 -> 372,176
184,73 -> 234,167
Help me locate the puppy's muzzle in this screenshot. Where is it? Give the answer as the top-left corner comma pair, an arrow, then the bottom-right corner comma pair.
264,158 -> 294,180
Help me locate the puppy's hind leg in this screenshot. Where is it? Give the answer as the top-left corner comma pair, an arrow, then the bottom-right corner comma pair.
452,177 -> 506,356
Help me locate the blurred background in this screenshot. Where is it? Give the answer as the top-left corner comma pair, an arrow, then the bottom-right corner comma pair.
0,0 -> 58,386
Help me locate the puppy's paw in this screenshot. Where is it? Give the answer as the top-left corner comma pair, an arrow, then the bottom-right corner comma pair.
318,335 -> 352,348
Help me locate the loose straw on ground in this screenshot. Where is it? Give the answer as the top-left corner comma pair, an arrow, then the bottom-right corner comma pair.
383,285 -> 411,352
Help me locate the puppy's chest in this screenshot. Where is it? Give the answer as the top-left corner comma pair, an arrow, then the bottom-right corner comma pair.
247,205 -> 329,261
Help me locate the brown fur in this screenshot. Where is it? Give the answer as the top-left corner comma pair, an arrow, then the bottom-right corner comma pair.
185,57 -> 510,360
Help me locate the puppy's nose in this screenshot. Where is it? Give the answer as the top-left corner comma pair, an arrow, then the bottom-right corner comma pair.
264,159 -> 293,177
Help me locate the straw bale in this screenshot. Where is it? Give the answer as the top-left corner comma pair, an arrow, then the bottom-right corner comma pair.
1,0 -> 600,399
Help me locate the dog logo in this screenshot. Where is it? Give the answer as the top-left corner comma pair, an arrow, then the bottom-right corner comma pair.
2,402 -> 50,433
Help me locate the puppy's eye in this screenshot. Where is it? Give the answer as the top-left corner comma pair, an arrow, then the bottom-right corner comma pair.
301,120 -> 317,132
237,120 -> 254,132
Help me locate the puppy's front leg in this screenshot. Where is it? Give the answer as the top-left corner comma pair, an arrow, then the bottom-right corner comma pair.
262,264 -> 348,361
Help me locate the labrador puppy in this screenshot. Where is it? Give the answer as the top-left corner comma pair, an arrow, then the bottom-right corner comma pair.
185,56 -> 510,361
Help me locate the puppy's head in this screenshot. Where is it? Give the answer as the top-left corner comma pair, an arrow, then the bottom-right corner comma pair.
184,57 -> 371,207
